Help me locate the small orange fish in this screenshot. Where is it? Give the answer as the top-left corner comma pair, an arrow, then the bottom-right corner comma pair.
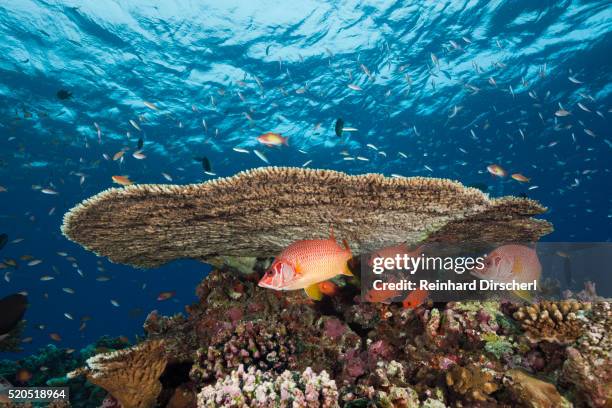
157,291 -> 176,301
511,173 -> 530,182
318,281 -> 339,296
49,333 -> 62,342
112,175 -> 133,186
402,289 -> 428,309
112,150 -> 125,161
257,132 -> 288,146
15,368 -> 32,383
259,228 -> 353,300
487,164 -> 507,177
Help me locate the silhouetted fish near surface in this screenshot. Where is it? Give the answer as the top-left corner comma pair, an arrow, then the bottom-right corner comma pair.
335,118 -> 344,137
0,234 -> 7,251
0,293 -> 28,338
194,156 -> 212,172
56,89 -> 72,100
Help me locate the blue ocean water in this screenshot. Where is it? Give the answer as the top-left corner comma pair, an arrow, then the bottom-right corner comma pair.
0,0 -> 610,357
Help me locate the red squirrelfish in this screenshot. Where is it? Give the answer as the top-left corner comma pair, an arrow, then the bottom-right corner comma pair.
402,289 -> 428,309
471,244 -> 541,301
257,132 -> 288,146
258,229 -> 353,300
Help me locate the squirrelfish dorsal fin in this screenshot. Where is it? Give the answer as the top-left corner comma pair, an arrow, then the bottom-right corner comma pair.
329,225 -> 336,242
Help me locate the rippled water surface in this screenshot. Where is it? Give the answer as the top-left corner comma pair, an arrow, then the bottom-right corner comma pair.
0,0 -> 611,351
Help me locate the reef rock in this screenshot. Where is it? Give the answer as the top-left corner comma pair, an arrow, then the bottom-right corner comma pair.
61,167 -> 551,268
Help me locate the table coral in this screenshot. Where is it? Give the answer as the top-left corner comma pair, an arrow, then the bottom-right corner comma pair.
61,167 -> 552,268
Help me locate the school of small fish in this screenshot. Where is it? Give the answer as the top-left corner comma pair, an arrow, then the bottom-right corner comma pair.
0,5 -> 610,353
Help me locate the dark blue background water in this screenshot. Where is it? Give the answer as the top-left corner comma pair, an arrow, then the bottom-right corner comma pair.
0,0 -> 610,357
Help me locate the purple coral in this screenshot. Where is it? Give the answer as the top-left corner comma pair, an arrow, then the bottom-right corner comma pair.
323,318 -> 346,340
190,319 -> 298,385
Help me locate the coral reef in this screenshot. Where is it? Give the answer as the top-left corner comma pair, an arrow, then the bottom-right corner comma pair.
135,268 -> 611,407
560,301 -> 611,407
196,365 -> 339,408
68,340 -> 167,408
4,269 -> 609,408
61,167 -> 551,268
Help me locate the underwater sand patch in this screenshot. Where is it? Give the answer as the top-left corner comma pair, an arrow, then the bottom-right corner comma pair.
61,167 -> 552,268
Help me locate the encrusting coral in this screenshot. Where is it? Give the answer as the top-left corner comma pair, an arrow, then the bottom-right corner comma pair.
68,340 -> 167,408
512,300 -> 590,343
61,167 -> 552,268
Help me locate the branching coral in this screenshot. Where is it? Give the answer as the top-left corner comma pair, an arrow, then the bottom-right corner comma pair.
196,365 -> 339,408
190,320 -> 298,385
68,340 -> 167,408
512,300 -> 590,343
